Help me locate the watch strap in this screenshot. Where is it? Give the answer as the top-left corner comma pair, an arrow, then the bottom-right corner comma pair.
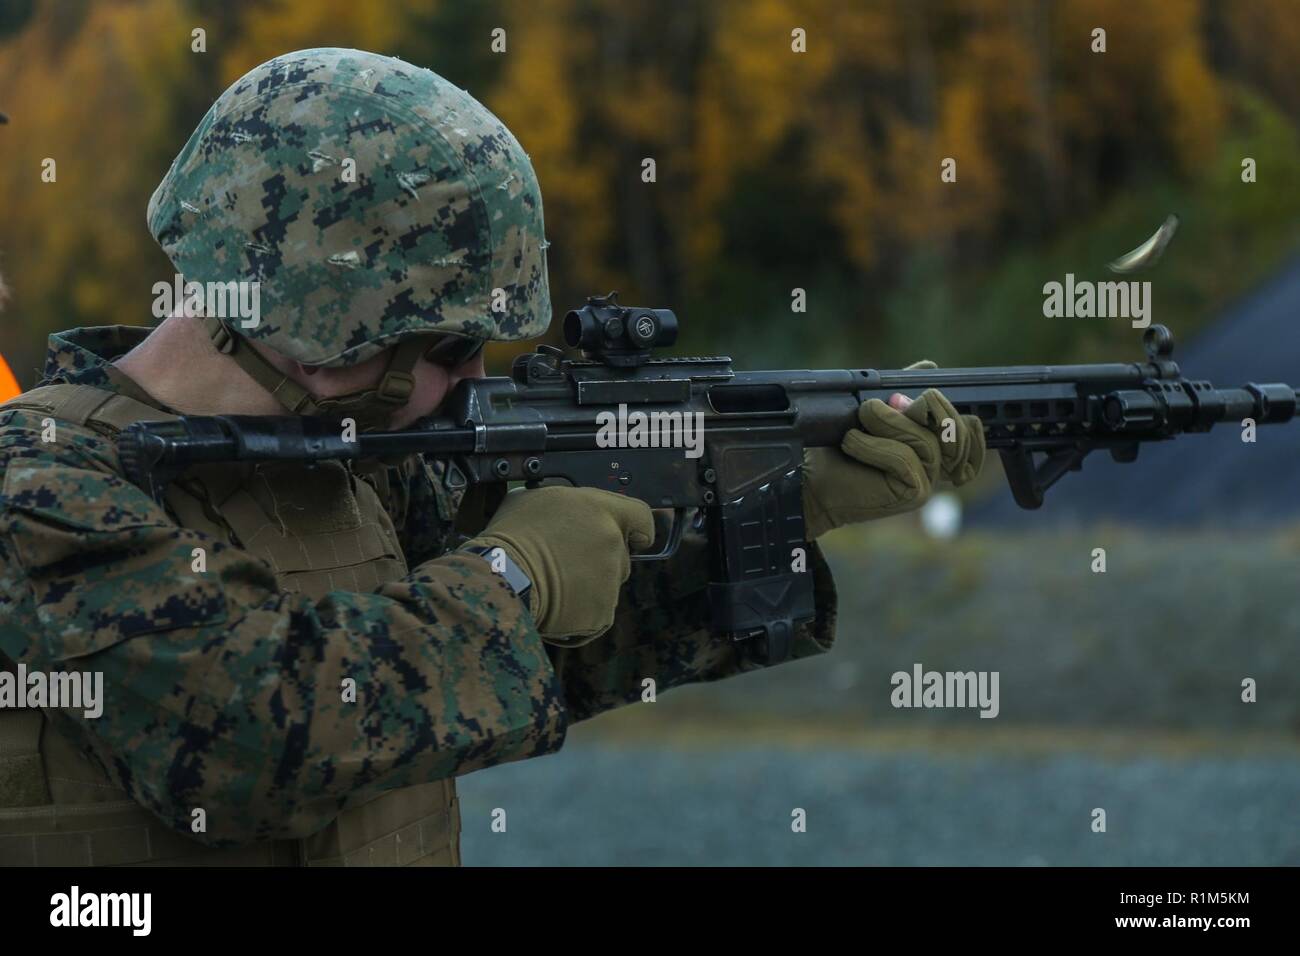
460,544 -> 534,608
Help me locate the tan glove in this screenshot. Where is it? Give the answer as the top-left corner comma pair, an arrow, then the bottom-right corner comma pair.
462,486 -> 654,646
802,363 -> 985,539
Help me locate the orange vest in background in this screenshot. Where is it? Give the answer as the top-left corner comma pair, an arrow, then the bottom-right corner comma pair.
0,355 -> 20,401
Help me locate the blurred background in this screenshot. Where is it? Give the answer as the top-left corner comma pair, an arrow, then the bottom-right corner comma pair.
1,0 -> 1297,864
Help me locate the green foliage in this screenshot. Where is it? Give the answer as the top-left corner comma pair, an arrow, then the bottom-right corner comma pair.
883,90 -> 1300,368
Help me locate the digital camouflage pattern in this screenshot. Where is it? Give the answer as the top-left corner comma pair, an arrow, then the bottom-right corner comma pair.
147,48 -> 550,367
0,328 -> 836,847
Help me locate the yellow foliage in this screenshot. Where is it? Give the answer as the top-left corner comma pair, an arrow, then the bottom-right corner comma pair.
0,0 -> 197,366
1161,38 -> 1224,175
0,0 -> 1286,373
809,118 -> 881,269
490,0 -> 618,291
1053,0 -> 1221,169
1223,0 -> 1300,119
219,0 -> 406,85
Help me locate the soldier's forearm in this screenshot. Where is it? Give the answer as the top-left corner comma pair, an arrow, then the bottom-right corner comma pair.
0,451 -> 568,846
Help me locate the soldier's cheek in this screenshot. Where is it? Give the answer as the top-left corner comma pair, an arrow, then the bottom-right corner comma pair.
391,368 -> 455,428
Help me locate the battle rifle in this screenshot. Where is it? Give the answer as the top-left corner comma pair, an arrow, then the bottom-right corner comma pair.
119,293 -> 1300,662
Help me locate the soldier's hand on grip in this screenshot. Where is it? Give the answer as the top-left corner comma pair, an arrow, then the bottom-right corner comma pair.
463,486 -> 654,647
802,365 -> 985,539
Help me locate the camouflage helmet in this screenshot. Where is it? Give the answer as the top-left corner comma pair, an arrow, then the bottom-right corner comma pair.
146,48 -> 550,369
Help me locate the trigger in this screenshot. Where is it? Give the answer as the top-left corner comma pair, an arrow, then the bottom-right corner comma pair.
630,507 -> 688,561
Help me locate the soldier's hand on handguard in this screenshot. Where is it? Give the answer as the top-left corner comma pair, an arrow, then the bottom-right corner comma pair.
462,486 -> 655,647
801,360 -> 986,539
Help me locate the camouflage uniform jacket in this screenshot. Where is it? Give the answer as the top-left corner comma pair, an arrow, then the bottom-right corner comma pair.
0,326 -> 837,846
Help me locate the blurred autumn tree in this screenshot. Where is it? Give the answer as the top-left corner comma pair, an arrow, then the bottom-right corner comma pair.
0,0 -> 1297,383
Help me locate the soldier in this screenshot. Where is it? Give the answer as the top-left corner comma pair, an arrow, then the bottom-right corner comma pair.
0,49 -> 983,866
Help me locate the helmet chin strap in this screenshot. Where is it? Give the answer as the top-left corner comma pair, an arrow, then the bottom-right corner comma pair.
205,317 -> 426,432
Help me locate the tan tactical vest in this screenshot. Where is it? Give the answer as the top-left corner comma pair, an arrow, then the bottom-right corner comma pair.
0,384 -> 460,866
